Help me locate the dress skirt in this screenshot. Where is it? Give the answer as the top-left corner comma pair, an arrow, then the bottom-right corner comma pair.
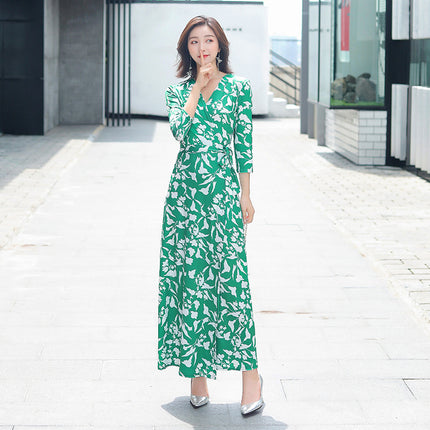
157,74 -> 258,380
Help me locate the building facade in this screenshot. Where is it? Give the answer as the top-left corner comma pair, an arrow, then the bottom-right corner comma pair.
300,0 -> 430,177
0,0 -> 267,136
0,0 -> 105,135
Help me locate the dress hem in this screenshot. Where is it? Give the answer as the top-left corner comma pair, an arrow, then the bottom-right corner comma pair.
157,361 -> 258,380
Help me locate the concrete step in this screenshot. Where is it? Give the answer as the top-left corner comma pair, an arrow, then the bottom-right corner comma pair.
285,104 -> 300,118
269,97 -> 288,117
268,96 -> 300,118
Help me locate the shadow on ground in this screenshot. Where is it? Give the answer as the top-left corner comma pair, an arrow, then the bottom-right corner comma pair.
0,125 -> 98,190
315,150 -> 410,178
95,119 -> 158,143
161,397 -> 288,429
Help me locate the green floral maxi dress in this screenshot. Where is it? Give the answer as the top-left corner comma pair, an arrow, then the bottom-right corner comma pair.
157,73 -> 258,380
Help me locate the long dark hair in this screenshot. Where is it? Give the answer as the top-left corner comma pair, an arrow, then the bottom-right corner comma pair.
176,16 -> 233,80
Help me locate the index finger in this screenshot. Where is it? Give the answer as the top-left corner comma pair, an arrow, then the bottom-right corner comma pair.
200,49 -> 205,66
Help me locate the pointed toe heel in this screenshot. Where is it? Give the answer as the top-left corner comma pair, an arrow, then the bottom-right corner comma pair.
241,374 -> 265,416
190,378 -> 209,408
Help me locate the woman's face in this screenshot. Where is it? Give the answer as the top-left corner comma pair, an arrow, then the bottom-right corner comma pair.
187,24 -> 220,67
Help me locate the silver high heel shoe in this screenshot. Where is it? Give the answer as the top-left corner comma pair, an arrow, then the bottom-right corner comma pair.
190,378 -> 209,408
241,373 -> 264,416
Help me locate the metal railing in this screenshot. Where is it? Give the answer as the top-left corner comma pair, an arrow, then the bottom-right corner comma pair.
105,0 -> 131,126
269,49 -> 300,105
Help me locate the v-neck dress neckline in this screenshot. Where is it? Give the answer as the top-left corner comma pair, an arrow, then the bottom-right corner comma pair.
191,73 -> 232,106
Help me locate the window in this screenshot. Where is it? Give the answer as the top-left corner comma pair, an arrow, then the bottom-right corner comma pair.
319,0 -> 333,105
410,39 -> 430,88
308,0 -> 320,102
330,0 -> 385,107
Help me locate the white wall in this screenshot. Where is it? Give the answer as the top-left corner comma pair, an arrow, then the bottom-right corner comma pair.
325,109 -> 387,165
410,87 -> 430,173
413,0 -> 430,39
130,3 -> 269,116
391,84 -> 408,161
392,0 -> 410,40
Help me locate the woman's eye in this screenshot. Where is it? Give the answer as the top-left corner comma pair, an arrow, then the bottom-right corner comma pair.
206,39 -> 213,43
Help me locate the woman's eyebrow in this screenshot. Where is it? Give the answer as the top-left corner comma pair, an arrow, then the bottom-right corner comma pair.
189,34 -> 215,39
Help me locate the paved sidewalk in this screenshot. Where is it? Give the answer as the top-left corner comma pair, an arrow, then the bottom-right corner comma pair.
287,131 -> 430,326
0,118 -> 430,428
0,125 -> 103,248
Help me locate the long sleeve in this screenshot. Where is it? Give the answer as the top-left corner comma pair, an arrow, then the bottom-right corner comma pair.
165,84 -> 193,142
233,79 -> 253,173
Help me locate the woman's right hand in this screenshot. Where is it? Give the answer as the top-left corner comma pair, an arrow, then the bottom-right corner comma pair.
195,50 -> 215,90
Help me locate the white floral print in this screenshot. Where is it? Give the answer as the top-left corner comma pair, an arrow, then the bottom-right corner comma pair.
158,74 -> 258,380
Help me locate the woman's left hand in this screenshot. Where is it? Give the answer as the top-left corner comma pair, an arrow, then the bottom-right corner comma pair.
240,195 -> 255,224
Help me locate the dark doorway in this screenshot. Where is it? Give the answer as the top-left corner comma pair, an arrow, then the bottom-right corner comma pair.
0,0 -> 44,135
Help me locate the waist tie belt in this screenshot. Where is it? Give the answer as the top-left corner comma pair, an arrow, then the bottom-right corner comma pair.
178,146 -> 234,169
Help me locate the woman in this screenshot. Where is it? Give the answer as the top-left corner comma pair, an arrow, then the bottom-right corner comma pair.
157,15 -> 264,416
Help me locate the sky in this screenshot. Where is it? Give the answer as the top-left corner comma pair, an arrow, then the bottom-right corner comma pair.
263,0 -> 302,38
